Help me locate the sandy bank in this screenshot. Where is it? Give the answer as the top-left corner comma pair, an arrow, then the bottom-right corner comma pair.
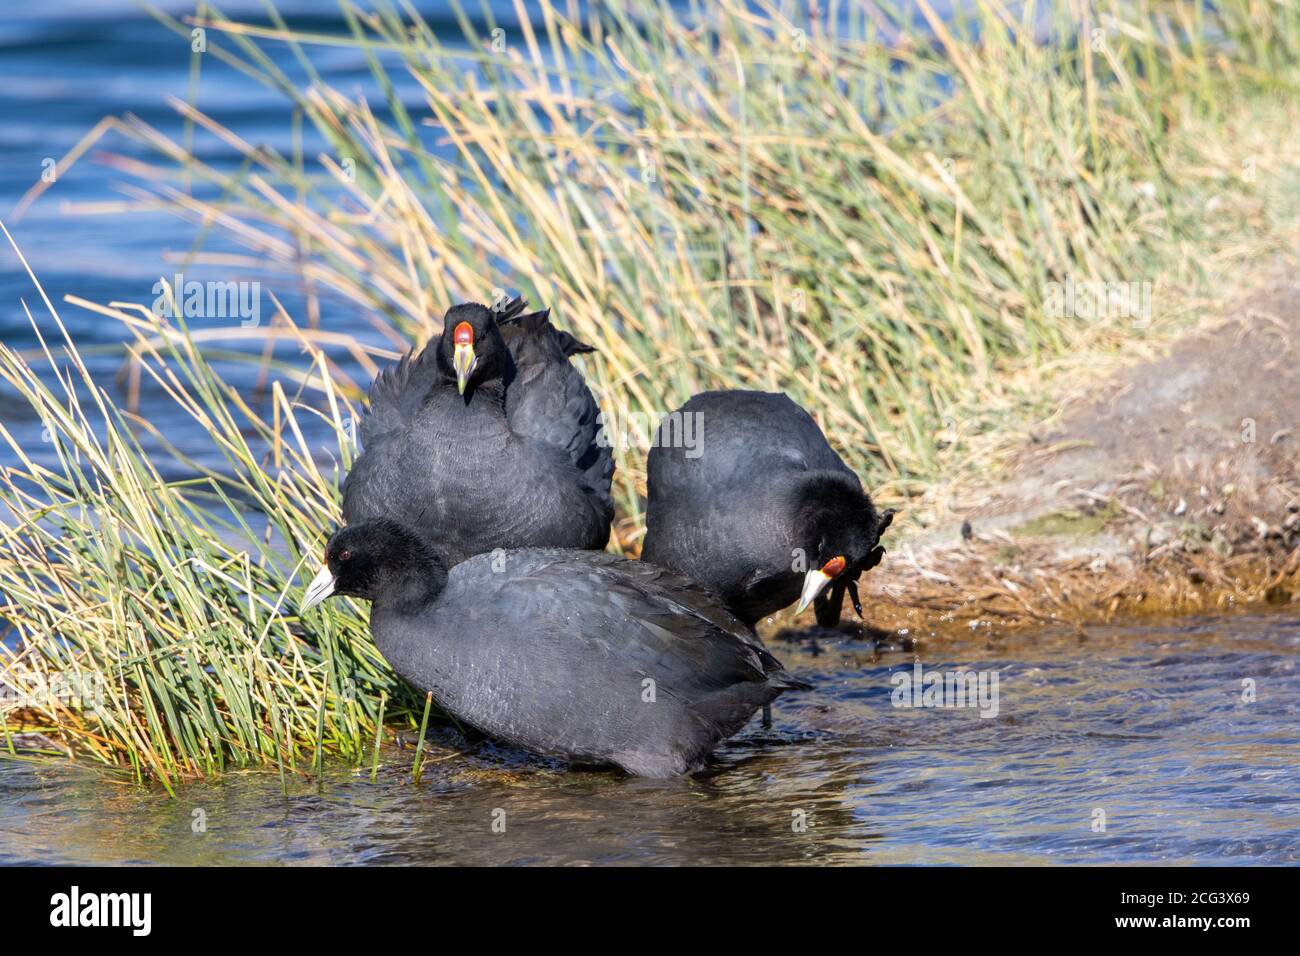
843,278 -> 1300,639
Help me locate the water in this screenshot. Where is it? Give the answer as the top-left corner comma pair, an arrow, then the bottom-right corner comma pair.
3,613 -> 1297,865
1,2 -> 469,479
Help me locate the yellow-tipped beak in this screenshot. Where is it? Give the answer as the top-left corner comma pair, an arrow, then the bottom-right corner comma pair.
453,342 -> 476,395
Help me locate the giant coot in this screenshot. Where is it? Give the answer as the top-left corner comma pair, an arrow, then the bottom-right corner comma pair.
301,520 -> 808,777
342,298 -> 614,566
642,389 -> 893,628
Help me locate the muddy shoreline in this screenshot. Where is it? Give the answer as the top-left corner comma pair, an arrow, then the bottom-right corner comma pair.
835,280 -> 1300,640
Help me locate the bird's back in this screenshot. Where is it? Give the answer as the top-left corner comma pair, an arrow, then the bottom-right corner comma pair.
642,390 -> 858,618
372,548 -> 804,776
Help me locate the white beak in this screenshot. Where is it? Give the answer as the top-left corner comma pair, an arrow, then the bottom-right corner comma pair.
301,564 -> 336,612
795,569 -> 833,615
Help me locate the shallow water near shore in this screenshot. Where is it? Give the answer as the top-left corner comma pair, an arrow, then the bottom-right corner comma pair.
3,612 -> 1297,866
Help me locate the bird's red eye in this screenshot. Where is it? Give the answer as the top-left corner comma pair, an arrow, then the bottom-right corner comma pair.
453,321 -> 473,346
338,549 -> 352,562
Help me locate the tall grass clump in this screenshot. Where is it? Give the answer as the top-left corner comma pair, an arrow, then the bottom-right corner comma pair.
32,0 -> 1293,502
0,231 -> 411,787
3,1 -> 1300,781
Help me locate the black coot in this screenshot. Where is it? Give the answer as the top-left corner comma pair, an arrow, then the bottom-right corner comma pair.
301,521 -> 808,777
642,389 -> 893,628
342,298 -> 614,566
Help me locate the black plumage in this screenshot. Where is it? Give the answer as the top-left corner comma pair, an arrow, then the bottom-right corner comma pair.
302,521 -> 808,777
342,298 -> 613,567
642,389 -> 892,628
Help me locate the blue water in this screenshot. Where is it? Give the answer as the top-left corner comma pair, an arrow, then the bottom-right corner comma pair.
2,2 -> 464,476
2,3 -> 1298,866
3,614 -> 1298,865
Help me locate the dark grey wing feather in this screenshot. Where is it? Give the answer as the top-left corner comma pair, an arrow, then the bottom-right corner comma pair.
500,302 -> 614,516
507,551 -> 802,693
356,340 -> 440,448
497,295 -> 595,356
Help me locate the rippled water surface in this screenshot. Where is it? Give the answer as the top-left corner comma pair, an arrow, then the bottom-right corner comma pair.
3,613 -> 1297,865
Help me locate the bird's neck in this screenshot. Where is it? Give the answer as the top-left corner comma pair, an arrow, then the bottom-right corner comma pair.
418,378 -> 509,436
785,469 -> 864,535
464,377 -> 507,410
372,555 -> 449,615
430,375 -> 508,413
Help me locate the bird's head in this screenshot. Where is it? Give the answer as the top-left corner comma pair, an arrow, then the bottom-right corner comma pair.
437,302 -> 508,397
301,520 -> 446,611
793,476 -> 896,625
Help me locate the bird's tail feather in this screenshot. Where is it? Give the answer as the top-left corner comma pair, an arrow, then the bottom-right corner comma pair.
496,296 -> 598,357
773,672 -> 813,692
